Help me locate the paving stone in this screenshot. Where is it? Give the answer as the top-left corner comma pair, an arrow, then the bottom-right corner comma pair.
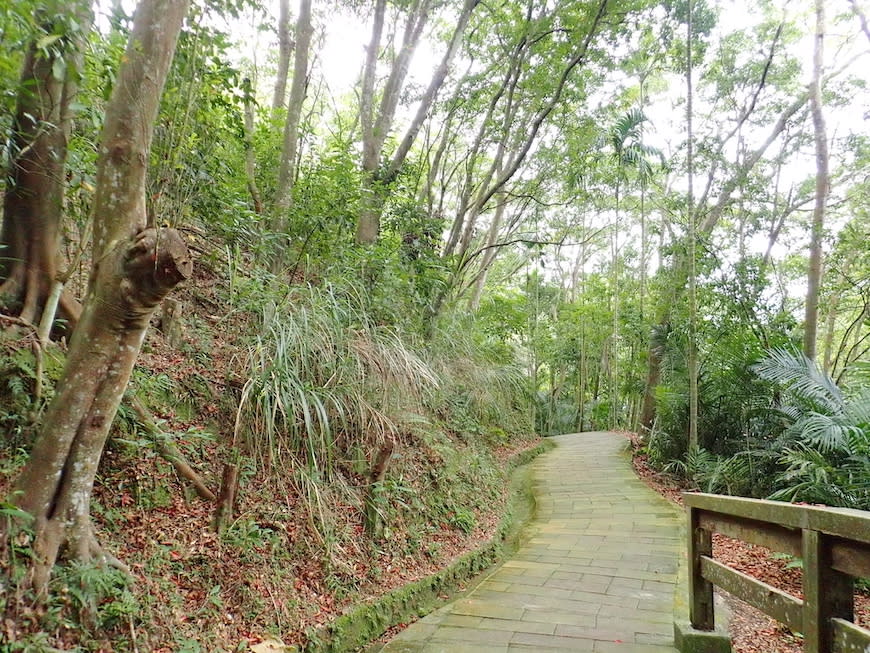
427,626 -> 514,644
477,617 -> 557,635
378,433 -> 679,653
510,632 -> 597,650
452,600 -> 524,620
440,614 -> 483,628
427,642 -> 509,653
521,608 -> 599,627
594,641 -> 678,652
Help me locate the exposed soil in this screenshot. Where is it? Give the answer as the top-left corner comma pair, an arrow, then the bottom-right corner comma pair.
627,432 -> 870,653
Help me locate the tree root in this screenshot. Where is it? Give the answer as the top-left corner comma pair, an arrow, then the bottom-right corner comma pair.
129,397 -> 217,502
212,462 -> 239,533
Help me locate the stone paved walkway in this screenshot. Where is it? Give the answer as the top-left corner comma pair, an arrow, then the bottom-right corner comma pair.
377,432 -> 682,652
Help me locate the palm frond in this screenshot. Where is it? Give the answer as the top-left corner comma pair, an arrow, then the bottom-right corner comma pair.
844,388 -> 870,430
789,412 -> 859,454
753,347 -> 844,412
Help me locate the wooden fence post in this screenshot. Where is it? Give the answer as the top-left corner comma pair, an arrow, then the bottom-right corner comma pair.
802,529 -> 853,653
688,505 -> 714,630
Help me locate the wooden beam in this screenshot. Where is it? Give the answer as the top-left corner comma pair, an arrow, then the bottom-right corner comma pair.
698,512 -> 801,556
699,556 -> 803,631
683,493 -> 870,544
804,530 -> 854,653
830,538 -> 870,579
831,618 -> 870,653
688,506 -> 714,630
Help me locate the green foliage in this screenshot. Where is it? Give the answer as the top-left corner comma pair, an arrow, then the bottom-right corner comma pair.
304,440 -> 553,653
427,312 -> 532,438
663,446 -> 755,495
753,348 -> 870,509
2,547 -> 139,651
238,282 -> 438,475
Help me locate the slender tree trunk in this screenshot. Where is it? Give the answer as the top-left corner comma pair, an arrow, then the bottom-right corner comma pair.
10,0 -> 191,593
821,290 -> 842,373
638,49 -> 810,431
803,0 -> 828,360
274,0 -> 313,217
271,0 -> 292,119
355,0 -> 388,245
242,78 -> 263,214
356,0 -> 479,244
686,0 -> 699,452
849,0 -> 870,43
0,1 -> 91,335
610,180 -> 620,429
468,194 -> 507,310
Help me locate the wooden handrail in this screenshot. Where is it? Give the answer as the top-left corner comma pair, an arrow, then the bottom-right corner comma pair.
683,492 -> 870,653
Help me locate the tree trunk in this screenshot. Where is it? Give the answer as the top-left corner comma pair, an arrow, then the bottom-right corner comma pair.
363,439 -> 395,539
356,0 -> 431,244
355,0 -> 395,245
686,0 -> 699,451
355,0 -> 480,244
10,0 -> 191,593
821,289 -> 842,374
274,0 -> 313,217
271,0 -> 293,119
0,1 -> 91,335
242,78 -> 264,214
638,50 -> 811,430
639,342 -> 662,431
803,0 -> 828,360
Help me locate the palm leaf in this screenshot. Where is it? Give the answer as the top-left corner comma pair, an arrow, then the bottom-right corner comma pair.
753,347 -> 844,412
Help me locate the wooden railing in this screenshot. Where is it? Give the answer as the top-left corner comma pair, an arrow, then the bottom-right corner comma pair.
684,492 -> 870,653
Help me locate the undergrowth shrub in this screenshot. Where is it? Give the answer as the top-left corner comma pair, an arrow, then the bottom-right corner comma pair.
426,314 -> 532,440
237,282 -> 437,475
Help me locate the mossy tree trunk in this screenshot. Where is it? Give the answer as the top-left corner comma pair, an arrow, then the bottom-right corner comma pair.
10,0 -> 191,593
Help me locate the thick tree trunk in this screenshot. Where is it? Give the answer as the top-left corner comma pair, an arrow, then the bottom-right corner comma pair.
803,0 -> 828,360
0,2 -> 91,334
10,0 -> 191,592
639,343 -> 662,432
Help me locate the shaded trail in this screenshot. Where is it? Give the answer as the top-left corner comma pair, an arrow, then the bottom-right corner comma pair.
378,431 -> 681,652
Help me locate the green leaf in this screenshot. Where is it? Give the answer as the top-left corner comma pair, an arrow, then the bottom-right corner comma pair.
51,57 -> 66,81
36,33 -> 63,51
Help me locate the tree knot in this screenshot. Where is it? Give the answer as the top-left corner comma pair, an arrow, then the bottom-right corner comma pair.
123,227 -> 192,309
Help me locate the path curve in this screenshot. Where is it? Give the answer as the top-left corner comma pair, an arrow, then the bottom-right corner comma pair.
378,432 -> 681,652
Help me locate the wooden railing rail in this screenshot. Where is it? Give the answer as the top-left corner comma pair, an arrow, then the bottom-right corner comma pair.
684,492 -> 870,653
